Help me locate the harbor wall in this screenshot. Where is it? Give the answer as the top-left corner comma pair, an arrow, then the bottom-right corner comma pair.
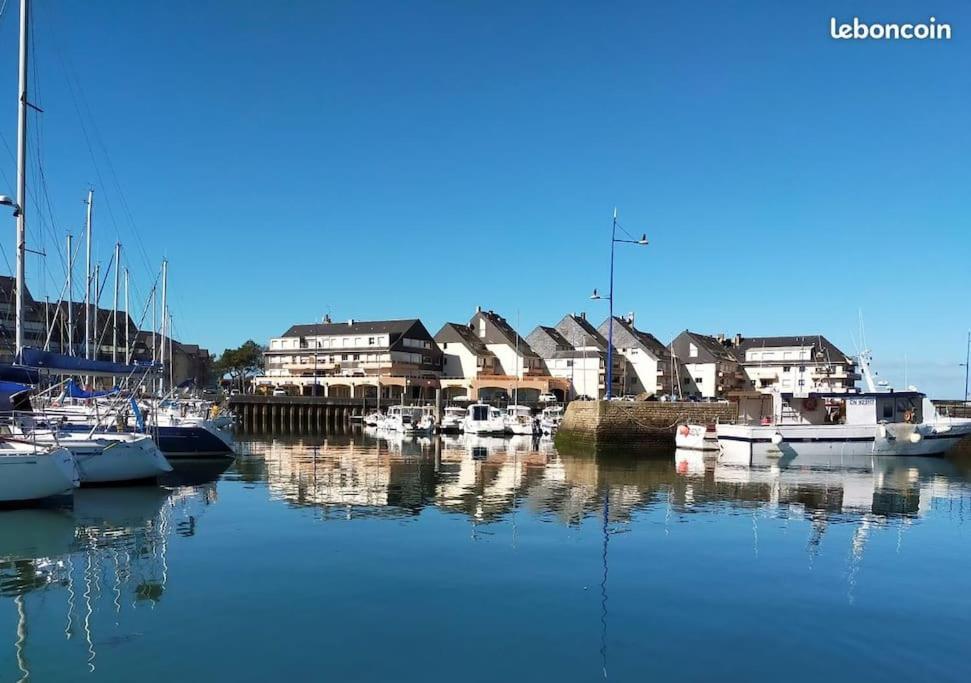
229,396 -> 372,434
556,400 -> 737,448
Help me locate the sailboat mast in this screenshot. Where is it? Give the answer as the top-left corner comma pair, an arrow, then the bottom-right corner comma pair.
84,189 -> 93,360
159,259 -> 168,392
14,0 -> 29,358
66,234 -> 74,355
124,267 -> 130,363
112,242 -> 120,362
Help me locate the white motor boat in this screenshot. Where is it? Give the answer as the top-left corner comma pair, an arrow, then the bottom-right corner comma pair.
0,438 -> 78,503
363,411 -> 383,428
440,406 -> 467,433
539,406 -> 563,435
716,389 -> 971,465
463,403 -> 506,435
504,405 -> 537,435
384,406 -> 436,434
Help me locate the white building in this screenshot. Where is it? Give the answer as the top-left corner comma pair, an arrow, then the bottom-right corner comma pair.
258,317 -> 442,398
734,335 -> 859,394
668,330 -> 744,399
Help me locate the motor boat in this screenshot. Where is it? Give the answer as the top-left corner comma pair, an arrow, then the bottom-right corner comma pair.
384,405 -> 436,434
463,403 -> 505,435
504,405 -> 537,435
539,406 -> 563,435
440,406 -> 467,433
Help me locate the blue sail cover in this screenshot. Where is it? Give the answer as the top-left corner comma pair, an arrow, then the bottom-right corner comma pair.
0,381 -> 32,412
19,347 -> 158,376
0,364 -> 39,384
65,378 -> 119,399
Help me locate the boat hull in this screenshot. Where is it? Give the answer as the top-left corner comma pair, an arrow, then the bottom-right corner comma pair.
675,424 -> 719,451
717,422 -> 969,465
70,436 -> 172,484
0,447 -> 77,503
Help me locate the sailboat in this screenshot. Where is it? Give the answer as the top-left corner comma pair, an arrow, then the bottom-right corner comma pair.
0,0 -> 81,503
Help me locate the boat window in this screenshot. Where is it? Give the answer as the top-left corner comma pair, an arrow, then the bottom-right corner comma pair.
472,405 -> 489,420
883,402 -> 894,420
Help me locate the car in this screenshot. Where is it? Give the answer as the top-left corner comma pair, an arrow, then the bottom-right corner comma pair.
574,394 -> 595,401
538,393 -> 558,403
229,389 -> 241,397
272,388 -> 288,397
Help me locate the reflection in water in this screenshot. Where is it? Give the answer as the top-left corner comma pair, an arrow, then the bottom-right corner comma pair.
2,429 -> 970,681
243,431 -> 971,598
0,463 -> 225,681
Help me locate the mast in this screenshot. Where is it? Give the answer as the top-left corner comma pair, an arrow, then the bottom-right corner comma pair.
14,0 -> 29,358
159,259 -> 168,393
93,262 -> 100,358
84,189 -> 93,360
124,267 -> 130,363
168,310 -> 174,392
66,234 -> 73,355
112,242 -> 120,362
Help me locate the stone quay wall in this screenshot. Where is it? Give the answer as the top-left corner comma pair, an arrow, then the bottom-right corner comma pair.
557,400 -> 737,447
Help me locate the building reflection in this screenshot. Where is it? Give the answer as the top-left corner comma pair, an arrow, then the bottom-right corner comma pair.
0,464 -> 226,681
241,432 -> 971,534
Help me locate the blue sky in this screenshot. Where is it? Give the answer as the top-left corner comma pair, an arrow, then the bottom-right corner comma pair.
0,0 -> 968,396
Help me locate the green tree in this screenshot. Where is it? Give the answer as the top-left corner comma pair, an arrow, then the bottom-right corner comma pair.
215,340 -> 265,392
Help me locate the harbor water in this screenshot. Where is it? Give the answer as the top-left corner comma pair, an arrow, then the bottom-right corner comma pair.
1,429 -> 970,682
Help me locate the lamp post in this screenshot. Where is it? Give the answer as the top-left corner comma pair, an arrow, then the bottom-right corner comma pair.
961,330 -> 970,408
590,208 -> 648,400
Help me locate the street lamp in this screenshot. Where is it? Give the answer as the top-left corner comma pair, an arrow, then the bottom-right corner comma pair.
0,195 -> 21,216
590,208 -> 648,399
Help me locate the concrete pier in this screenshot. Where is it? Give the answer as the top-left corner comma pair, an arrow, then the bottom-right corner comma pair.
556,400 -> 736,449
229,396 -> 379,434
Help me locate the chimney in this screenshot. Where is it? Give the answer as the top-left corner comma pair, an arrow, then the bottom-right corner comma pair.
626,312 -> 635,325
579,312 -> 586,321
476,305 -> 481,313
347,319 -> 354,326
733,333 -> 742,346
716,333 -> 725,343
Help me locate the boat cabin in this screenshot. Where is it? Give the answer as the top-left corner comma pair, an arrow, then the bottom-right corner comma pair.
737,390 -> 926,426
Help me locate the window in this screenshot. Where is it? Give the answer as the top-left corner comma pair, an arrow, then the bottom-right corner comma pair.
883,402 -> 894,420
479,319 -> 486,337
783,365 -> 791,372
689,343 -> 698,358
566,360 -> 573,367
368,337 -> 376,345
342,354 -> 349,361
799,365 -> 806,372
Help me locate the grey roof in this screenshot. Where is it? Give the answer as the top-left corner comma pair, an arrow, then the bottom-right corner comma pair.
434,322 -> 490,355
598,317 -> 669,359
672,330 -> 738,363
472,310 -> 539,358
550,349 -> 606,360
526,325 -> 573,358
734,335 -> 852,363
283,319 -> 420,338
555,314 -> 608,351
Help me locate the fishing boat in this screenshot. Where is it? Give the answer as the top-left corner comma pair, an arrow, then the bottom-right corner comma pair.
504,405 -> 537,436
463,403 -> 505,435
716,389 -> 971,465
440,406 -> 467,433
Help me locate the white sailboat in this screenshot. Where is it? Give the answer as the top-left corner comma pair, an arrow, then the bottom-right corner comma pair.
0,0 -> 82,503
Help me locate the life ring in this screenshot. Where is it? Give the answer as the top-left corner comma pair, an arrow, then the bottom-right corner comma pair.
802,398 -> 819,411
903,409 -> 914,423
678,425 -> 690,436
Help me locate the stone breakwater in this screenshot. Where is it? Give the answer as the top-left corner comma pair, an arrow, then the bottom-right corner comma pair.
556,400 -> 737,448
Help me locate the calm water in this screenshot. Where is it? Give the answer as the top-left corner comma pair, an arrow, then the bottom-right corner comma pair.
2,430 -> 970,682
